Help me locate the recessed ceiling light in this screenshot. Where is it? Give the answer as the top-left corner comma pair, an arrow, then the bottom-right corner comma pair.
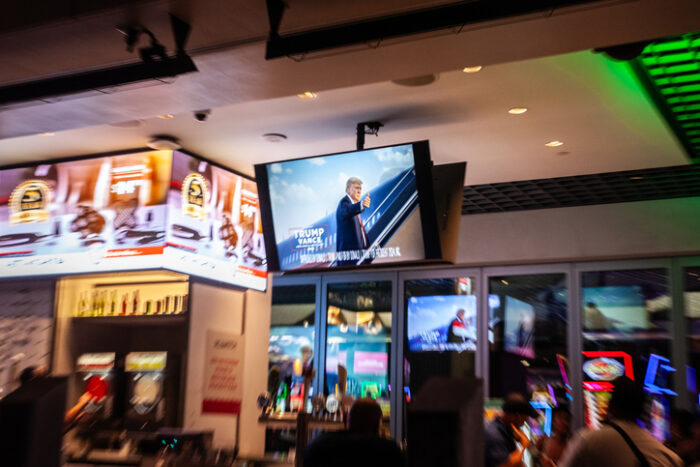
297,91 -> 318,99
545,140 -> 564,147
462,66 -> 482,73
39,132 -> 55,136
629,176 -> 644,180
508,107 -> 528,115
158,114 -> 174,119
262,133 -> 288,142
391,74 -> 439,87
501,279 -> 508,285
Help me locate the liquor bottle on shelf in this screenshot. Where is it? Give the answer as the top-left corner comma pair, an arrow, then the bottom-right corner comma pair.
91,291 -> 98,317
77,292 -> 87,317
181,294 -> 189,314
121,294 -> 128,316
165,296 -> 171,315
109,290 -> 117,316
132,290 -> 139,315
156,300 -> 162,315
98,291 -> 106,316
144,300 -> 152,315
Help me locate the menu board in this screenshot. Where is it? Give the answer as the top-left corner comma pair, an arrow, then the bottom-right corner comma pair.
0,150 -> 267,291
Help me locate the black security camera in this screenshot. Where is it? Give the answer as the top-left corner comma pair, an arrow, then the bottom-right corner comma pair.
194,109 -> 211,122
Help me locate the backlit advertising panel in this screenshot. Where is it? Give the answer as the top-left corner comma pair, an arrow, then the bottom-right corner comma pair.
0,150 -> 267,291
163,151 -> 266,291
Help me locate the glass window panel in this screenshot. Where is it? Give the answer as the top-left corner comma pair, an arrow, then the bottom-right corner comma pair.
685,267 -> 700,409
403,277 -> 477,400
488,273 -> 569,426
266,284 -> 317,455
325,281 -> 392,433
580,269 -> 671,438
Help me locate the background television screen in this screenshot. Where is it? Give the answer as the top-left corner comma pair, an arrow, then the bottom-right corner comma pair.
581,286 -> 649,331
504,296 -> 536,359
407,295 -> 477,352
255,141 -> 440,271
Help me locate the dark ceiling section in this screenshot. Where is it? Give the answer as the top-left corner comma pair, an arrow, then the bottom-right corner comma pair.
462,164 -> 700,214
265,0 -> 602,59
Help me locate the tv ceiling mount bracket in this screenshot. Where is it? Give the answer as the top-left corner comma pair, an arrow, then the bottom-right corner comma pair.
356,121 -> 384,151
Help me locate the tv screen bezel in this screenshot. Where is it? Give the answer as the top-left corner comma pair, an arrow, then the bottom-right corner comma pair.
254,140 -> 441,272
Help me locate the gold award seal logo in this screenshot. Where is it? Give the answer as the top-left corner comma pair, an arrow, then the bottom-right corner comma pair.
182,173 -> 207,220
9,180 -> 51,224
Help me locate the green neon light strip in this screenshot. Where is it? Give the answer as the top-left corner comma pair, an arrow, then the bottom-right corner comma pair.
632,31 -> 700,161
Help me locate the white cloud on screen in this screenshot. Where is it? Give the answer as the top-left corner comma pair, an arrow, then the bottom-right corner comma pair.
373,147 -> 412,167
308,158 -> 326,166
270,163 -> 283,174
285,168 -> 292,174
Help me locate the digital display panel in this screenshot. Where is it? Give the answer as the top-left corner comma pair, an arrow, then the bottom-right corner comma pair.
407,295 -> 477,352
255,141 -> 440,271
0,150 -> 267,291
163,151 -> 266,291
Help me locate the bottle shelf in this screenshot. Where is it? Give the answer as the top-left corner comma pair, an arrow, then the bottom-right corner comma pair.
72,314 -> 187,326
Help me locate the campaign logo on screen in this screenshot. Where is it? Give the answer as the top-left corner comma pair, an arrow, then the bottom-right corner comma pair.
182,173 -> 208,220
290,225 -> 330,251
10,180 -> 51,224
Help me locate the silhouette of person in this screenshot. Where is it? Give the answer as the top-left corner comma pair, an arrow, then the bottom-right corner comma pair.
335,177 -> 370,266
584,301 -> 608,330
304,398 -> 404,467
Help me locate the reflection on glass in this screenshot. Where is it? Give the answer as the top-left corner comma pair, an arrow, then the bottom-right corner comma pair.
488,273 -> 569,435
685,267 -> 700,411
325,281 -> 392,428
403,277 -> 477,441
580,269 -> 671,437
268,285 -> 316,414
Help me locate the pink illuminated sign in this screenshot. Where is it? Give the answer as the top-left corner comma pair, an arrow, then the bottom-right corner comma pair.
353,351 -> 387,375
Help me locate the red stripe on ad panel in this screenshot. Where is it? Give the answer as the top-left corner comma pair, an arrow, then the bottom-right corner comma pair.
237,265 -> 267,278
104,246 -> 165,258
202,399 -> 241,415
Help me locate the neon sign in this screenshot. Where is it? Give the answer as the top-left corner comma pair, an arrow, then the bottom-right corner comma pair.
643,354 -> 677,396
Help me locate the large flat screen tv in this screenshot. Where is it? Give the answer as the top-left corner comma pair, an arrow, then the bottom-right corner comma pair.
255,141 -> 442,271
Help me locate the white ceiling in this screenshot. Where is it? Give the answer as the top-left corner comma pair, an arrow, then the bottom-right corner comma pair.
0,0 -> 698,185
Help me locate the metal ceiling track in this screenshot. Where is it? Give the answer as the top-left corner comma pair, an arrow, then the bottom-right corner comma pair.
265,0 -> 605,59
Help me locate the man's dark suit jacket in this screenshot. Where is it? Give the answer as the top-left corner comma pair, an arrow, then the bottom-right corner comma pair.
336,195 -> 367,252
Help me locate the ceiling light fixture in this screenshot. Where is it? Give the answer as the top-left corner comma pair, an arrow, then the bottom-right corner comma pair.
158,114 -> 174,119
147,134 -> 181,150
545,140 -> 564,147
508,107 -> 528,115
297,91 -> 318,99
462,66 -> 482,73
262,133 -> 287,143
39,132 -> 55,136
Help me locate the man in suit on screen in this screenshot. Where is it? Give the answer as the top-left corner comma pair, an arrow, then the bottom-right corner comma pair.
336,177 -> 370,266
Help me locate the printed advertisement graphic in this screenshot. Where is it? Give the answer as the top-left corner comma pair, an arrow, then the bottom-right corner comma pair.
265,144 -> 423,270
202,330 -> 244,415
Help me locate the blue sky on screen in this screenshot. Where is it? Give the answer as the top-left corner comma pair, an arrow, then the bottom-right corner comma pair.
407,295 -> 477,338
267,144 -> 415,242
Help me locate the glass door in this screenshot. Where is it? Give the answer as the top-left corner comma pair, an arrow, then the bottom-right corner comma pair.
398,268 -> 481,444
321,272 -> 397,437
